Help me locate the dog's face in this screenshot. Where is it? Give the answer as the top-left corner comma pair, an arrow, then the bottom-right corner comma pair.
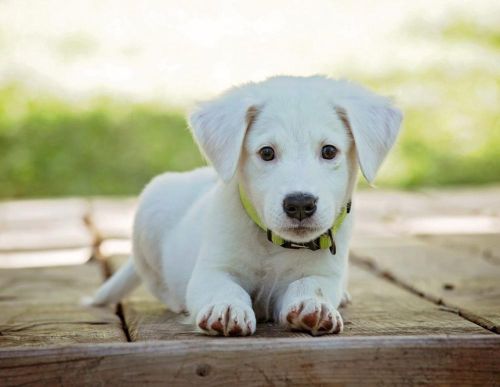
239,97 -> 354,242
190,76 -> 402,242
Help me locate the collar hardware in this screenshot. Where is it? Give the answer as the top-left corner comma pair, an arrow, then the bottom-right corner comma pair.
240,185 -> 350,255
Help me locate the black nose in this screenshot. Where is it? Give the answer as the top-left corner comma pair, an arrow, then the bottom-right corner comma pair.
283,192 -> 318,221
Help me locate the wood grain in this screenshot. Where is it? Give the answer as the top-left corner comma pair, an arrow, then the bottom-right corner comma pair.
351,236 -> 500,333
107,253 -> 488,341
0,263 -> 127,347
0,336 -> 498,386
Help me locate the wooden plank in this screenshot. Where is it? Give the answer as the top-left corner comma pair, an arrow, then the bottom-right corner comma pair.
418,234 -> 500,264
107,254 -> 488,341
0,247 -> 92,268
89,198 -> 136,239
0,198 -> 88,227
0,304 -> 125,347
0,336 -> 498,386
401,215 -> 500,236
0,263 -> 127,347
353,187 -> 500,238
422,185 -> 500,216
0,263 -> 105,303
99,238 -> 132,257
354,189 -> 434,238
0,220 -> 92,252
344,261 -> 489,336
0,197 -> 94,267
357,186 -> 500,219
351,237 -> 500,333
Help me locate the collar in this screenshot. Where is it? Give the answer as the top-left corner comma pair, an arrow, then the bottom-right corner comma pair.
239,185 -> 351,255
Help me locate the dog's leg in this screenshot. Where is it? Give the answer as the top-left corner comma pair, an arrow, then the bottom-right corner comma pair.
277,276 -> 344,336
187,270 -> 256,337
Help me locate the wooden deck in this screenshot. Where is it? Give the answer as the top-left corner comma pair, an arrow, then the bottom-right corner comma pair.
1,187 -> 499,386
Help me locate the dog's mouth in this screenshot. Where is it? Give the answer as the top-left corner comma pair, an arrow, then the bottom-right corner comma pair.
277,225 -> 324,242
283,226 -> 319,234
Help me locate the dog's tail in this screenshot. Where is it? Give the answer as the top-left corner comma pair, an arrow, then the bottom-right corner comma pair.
91,257 -> 140,306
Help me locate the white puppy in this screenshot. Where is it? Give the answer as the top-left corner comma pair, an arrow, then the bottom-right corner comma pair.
92,75 -> 402,336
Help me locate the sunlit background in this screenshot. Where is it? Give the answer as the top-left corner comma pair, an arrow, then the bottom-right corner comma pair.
1,0 -> 499,198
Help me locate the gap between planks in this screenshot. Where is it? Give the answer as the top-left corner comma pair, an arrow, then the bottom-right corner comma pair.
350,249 -> 499,335
82,208 -> 132,343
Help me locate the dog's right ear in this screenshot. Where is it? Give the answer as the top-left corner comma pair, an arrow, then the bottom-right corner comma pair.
189,88 -> 259,182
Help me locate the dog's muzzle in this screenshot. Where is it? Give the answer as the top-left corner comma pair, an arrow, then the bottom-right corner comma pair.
239,185 -> 351,255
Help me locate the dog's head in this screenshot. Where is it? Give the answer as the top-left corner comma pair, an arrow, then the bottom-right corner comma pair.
190,76 -> 402,243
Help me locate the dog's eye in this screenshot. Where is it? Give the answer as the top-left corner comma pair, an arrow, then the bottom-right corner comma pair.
321,145 -> 338,160
259,146 -> 275,161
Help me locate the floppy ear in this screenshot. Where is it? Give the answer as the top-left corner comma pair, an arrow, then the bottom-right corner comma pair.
335,99 -> 403,183
189,90 -> 259,182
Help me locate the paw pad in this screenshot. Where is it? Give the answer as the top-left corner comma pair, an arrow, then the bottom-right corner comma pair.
282,299 -> 343,336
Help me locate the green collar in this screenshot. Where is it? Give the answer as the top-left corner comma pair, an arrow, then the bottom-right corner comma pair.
239,185 -> 351,255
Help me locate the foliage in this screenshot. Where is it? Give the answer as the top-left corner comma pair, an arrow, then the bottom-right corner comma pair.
0,85 -> 204,197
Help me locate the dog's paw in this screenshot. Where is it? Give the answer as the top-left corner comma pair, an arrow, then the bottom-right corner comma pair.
196,302 -> 256,337
280,298 -> 343,336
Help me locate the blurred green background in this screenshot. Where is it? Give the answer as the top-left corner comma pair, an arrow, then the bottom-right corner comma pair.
0,3 -> 499,198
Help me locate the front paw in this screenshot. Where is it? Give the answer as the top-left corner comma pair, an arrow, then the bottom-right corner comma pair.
280,298 -> 343,336
196,302 -> 256,336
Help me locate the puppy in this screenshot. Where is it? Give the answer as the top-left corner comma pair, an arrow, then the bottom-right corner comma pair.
92,75 -> 402,336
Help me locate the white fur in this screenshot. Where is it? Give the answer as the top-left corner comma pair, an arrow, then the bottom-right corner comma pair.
92,75 -> 402,336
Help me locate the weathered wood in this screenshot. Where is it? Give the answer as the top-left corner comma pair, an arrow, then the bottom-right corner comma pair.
0,189 -> 498,384
0,263 -> 105,303
99,238 -> 132,257
418,234 -> 500,264
0,198 -> 89,227
0,198 -> 94,267
422,185 -> 500,216
0,304 -> 125,347
107,254 -> 489,341
89,198 -> 136,239
0,336 -> 498,386
0,263 -> 127,346
402,215 -> 500,235
353,186 -> 500,238
0,220 -> 92,252
357,185 -> 500,219
351,237 -> 500,333
0,247 -> 92,268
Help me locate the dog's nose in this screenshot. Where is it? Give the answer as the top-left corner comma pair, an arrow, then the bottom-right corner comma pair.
283,192 -> 318,221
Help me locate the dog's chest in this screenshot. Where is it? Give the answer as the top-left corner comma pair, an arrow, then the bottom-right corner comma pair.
249,250 -> 321,321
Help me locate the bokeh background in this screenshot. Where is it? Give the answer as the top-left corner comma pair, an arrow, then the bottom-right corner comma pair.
1,0 -> 499,198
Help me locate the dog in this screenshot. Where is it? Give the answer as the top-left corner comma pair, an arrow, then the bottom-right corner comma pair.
92,75 -> 402,336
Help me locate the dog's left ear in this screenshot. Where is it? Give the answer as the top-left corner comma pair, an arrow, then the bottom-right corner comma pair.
335,98 -> 403,183
189,89 -> 259,182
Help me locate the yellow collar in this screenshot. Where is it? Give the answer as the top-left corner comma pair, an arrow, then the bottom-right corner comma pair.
239,185 -> 350,254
